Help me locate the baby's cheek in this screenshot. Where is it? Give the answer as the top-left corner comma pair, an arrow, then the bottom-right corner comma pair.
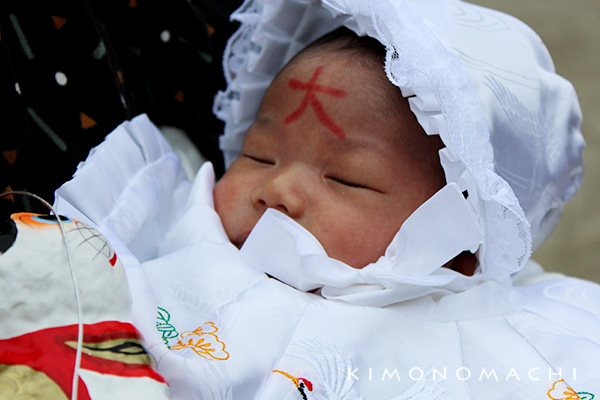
214,170 -> 241,203
213,180 -> 237,224
357,215 -> 403,259
326,214 -> 394,268
214,174 -> 256,239
213,182 -> 226,214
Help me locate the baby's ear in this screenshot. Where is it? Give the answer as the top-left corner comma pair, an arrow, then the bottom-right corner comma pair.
448,251 -> 478,276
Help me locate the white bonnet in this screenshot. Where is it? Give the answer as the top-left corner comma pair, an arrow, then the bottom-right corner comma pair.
214,0 -> 584,290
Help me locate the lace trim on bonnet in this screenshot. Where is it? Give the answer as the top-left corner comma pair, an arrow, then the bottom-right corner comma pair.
214,0 -> 584,287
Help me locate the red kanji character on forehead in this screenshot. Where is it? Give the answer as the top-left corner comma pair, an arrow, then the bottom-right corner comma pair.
284,66 -> 348,139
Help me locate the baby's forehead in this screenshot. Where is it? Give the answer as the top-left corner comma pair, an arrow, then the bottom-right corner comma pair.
275,48 -> 408,115
255,51 -> 442,164
281,46 -> 382,82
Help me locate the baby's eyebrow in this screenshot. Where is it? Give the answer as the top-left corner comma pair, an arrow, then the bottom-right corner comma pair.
249,116 -> 391,158
335,138 -> 389,157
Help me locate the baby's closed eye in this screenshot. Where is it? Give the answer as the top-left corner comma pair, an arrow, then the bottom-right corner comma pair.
325,175 -> 386,194
243,153 -> 275,166
326,175 -> 369,189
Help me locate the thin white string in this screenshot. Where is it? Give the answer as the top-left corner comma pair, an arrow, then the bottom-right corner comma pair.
1,191 -> 84,400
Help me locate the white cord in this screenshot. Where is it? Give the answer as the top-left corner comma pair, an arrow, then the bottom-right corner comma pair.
1,191 -> 84,400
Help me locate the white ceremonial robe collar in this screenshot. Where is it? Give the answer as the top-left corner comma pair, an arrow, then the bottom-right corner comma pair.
240,183 -> 485,307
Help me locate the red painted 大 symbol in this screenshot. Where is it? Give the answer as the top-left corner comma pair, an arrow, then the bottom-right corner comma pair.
284,66 -> 348,139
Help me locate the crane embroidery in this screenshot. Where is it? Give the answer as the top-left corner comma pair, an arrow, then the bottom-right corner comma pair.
272,369 -> 313,400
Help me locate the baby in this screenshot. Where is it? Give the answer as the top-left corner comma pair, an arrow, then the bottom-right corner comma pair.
214,28 -> 475,273
53,0 -> 599,398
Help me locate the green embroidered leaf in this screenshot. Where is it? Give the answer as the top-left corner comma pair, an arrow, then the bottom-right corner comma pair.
578,392 -> 595,400
156,307 -> 172,327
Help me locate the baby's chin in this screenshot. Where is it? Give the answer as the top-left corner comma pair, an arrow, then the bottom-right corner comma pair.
324,243 -> 386,269
230,230 -> 251,249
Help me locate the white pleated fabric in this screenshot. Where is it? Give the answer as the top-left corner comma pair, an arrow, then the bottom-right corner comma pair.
55,114 -> 599,399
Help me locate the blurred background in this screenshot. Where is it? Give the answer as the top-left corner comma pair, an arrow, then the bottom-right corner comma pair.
470,0 -> 600,283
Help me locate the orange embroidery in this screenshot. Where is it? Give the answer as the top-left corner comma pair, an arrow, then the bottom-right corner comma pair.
170,322 -> 229,361
548,379 -> 595,400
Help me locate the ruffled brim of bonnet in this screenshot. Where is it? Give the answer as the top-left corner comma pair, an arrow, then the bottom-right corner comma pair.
214,0 -> 584,282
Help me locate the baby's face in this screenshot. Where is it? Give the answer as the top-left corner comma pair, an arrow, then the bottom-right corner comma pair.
214,50 -> 445,268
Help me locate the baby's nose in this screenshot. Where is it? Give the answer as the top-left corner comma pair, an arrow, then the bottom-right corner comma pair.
252,167 -> 307,218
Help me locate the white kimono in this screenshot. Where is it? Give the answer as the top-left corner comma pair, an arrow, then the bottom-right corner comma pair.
54,0 -> 600,398
54,115 -> 600,400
